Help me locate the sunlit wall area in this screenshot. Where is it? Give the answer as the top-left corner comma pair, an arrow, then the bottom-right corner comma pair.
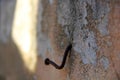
12,0 -> 39,73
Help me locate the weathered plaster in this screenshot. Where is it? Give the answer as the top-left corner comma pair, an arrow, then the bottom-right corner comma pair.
57,0 -> 111,66
57,0 -> 98,65
37,0 -> 54,58
57,0 -> 113,80
96,0 -> 110,36
100,56 -> 109,70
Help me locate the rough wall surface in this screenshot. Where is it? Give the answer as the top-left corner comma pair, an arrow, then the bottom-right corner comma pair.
57,0 -> 106,79
37,0 -> 120,80
0,0 -> 120,80
56,0 -> 120,80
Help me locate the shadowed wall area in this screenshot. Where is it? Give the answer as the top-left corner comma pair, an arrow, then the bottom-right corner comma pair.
0,0 -> 37,80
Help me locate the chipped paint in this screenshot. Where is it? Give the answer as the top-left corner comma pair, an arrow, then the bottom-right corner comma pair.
57,0 -> 98,65
73,30 -> 97,65
37,0 -> 54,58
96,1 -> 110,36
57,0 -> 111,65
86,0 -> 110,36
97,15 -> 109,36
100,56 -> 109,70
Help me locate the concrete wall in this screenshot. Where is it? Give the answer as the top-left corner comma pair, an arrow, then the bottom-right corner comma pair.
0,0 -> 120,80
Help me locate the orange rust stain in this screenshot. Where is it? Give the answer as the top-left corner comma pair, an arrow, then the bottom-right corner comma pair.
108,1 -> 120,77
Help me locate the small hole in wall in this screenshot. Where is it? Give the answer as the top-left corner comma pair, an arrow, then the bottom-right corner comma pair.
88,43 -> 90,47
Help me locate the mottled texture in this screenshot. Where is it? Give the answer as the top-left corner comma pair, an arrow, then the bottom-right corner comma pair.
57,0 -> 119,80
0,0 -> 120,80
37,0 -> 54,59
100,56 -> 109,70
96,0 -> 110,36
36,0 -> 68,80
57,0 -> 98,65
